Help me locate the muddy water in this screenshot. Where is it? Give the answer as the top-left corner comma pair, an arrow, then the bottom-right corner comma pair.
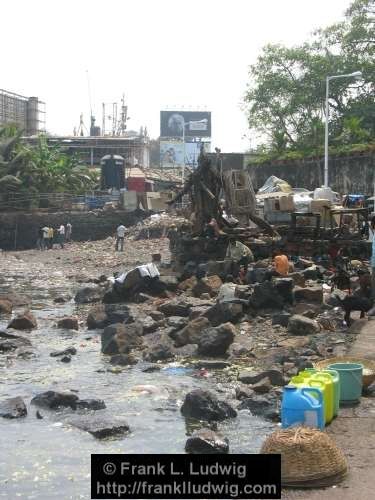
0,256 -> 274,499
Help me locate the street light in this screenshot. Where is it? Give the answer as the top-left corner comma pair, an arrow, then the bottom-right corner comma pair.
324,71 -> 362,187
181,118 -> 208,183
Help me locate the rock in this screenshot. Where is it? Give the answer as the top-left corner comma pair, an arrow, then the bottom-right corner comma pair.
87,305 -> 108,329
235,385 -> 255,400
142,316 -> 160,334
0,292 -> 30,307
0,331 -> 32,352
68,414 -> 130,439
192,275 -> 223,298
31,391 -> 79,410
200,293 -> 211,300
294,286 -> 323,304
101,322 -> 143,355
158,300 -> 191,317
251,377 -> 272,394
60,355 -> 71,363
278,337 -> 310,349
57,316 -> 79,330
302,309 -> 317,319
105,304 -> 132,325
74,286 -> 103,304
0,397 -> 27,419
7,311 -> 37,330
143,340 -> 174,362
36,411 -> 43,419
53,295 -> 71,304
178,276 -> 198,291
172,317 -> 211,347
274,278 -> 294,305
203,302 -> 243,327
289,272 -> 306,287
185,429 -> 229,454
238,395 -> 277,420
288,315 -> 320,336
189,305 -> 212,320
238,369 -> 284,386
302,266 -> 320,280
50,347 -> 77,357
167,316 -> 189,330
110,354 -> 137,366
174,343 -> 198,357
0,299 -> 13,315
272,312 -> 291,327
142,365 -> 161,373
75,399 -> 106,411
197,322 -> 235,357
206,260 -> 229,277
149,311 -> 165,321
181,389 -> 237,421
133,292 -> 154,303
250,281 -> 284,309
159,275 -> 179,291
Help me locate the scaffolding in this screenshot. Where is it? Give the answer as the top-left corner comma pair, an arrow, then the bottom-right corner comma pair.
0,89 -> 45,135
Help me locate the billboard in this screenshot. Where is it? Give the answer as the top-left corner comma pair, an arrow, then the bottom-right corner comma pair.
160,141 -> 184,168
160,111 -> 211,138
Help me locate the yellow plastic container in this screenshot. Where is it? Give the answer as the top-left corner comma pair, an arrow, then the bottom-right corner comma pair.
308,378 -> 333,424
320,369 -> 340,417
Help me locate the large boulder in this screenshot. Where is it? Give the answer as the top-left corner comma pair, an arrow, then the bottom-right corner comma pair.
274,278 -> 294,305
185,429 -> 229,454
272,312 -> 291,327
74,286 -> 103,304
249,281 -> 284,309
101,322 -> 143,355
192,275 -> 223,298
68,414 -> 130,439
57,316 -> 79,330
181,389 -> 237,421
0,397 -> 27,419
7,311 -> 37,330
31,391 -> 79,410
87,305 -> 108,329
197,322 -> 235,357
203,302 -> 243,327
294,286 -> 323,304
86,304 -> 132,329
0,299 -> 13,315
288,314 -> 320,336
143,339 -> 174,362
172,317 -> 211,347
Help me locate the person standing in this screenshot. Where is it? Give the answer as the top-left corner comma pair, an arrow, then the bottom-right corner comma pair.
66,222 -> 72,242
36,227 -> 44,250
115,224 -> 126,251
47,226 -> 54,249
57,224 -> 65,249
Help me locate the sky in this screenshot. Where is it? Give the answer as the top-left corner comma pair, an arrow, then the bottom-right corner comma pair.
1,0 -> 352,152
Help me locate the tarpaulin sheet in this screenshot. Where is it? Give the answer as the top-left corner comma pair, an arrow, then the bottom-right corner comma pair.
258,176 -> 292,194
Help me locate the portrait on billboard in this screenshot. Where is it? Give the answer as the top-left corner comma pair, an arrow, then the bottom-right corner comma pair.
160,111 -> 211,138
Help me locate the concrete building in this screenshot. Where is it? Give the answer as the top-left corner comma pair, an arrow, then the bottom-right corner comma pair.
0,89 -> 45,135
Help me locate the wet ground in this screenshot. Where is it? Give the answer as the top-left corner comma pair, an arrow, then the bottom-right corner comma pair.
0,240 -> 274,499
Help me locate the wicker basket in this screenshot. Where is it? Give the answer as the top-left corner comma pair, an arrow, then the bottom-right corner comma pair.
314,357 -> 375,388
261,427 -> 348,488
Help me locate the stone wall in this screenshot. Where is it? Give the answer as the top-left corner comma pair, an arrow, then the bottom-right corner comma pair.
247,152 -> 375,195
0,209 -> 149,251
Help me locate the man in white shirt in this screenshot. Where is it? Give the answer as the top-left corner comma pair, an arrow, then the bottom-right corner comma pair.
57,224 -> 65,249
115,224 -> 126,251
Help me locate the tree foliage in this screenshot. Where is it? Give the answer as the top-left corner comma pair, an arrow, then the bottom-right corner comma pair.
244,0 -> 375,159
0,126 -> 97,195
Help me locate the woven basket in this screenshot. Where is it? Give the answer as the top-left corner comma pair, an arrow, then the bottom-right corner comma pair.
261,427 -> 348,488
314,357 -> 375,388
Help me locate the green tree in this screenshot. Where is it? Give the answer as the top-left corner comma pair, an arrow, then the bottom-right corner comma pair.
244,0 -> 375,157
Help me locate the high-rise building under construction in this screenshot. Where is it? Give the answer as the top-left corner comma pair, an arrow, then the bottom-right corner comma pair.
0,88 -> 45,135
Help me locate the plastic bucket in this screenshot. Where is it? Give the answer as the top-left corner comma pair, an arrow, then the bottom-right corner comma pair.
328,363 -> 363,403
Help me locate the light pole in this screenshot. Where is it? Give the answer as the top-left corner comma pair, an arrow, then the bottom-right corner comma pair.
181,118 -> 208,183
324,71 -> 362,187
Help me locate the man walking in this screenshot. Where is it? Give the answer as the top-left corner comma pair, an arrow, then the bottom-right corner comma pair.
115,224 -> 126,251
